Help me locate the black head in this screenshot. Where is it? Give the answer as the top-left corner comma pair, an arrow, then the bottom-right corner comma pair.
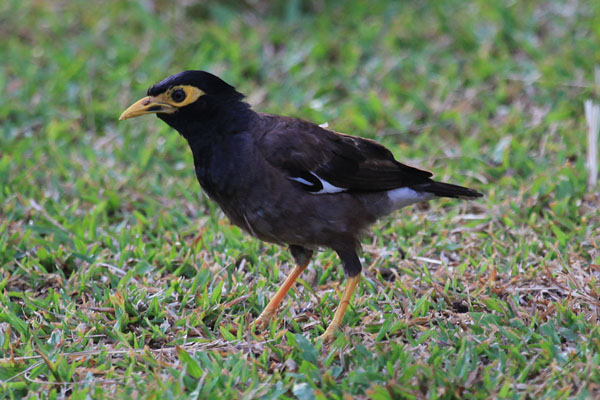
146,70 -> 243,99
120,70 -> 252,139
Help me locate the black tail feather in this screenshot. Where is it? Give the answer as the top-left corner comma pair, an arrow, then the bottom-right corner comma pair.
411,181 -> 483,199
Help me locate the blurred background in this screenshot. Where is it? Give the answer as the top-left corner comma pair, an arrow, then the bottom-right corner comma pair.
2,0 -> 598,192
2,0 -> 598,251
1,0 -> 599,397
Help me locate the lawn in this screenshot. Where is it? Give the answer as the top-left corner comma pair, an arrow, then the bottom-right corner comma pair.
1,0 -> 599,398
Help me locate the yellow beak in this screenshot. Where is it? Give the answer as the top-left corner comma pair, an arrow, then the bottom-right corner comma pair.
119,96 -> 176,120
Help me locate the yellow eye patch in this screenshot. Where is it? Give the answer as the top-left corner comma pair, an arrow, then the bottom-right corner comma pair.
163,85 -> 205,107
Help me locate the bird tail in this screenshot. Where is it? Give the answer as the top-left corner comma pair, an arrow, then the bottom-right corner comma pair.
411,181 -> 483,199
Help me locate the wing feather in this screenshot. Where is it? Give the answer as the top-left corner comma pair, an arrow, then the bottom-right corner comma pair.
259,114 -> 433,193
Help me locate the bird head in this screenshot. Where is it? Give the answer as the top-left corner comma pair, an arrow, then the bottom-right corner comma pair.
119,70 -> 247,135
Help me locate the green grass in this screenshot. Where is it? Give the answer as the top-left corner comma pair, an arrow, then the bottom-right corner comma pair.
1,0 -> 600,398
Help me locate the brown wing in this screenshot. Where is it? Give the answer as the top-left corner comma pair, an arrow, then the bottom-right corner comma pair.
258,114 -> 433,193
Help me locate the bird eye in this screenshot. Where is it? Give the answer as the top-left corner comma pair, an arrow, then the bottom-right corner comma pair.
171,89 -> 186,103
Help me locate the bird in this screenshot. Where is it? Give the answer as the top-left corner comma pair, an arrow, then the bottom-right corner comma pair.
119,70 -> 483,342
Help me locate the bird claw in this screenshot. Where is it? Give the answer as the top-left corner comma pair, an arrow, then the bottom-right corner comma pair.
317,324 -> 339,344
253,309 -> 276,330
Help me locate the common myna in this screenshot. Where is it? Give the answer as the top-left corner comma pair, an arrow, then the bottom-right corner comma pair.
120,70 -> 482,341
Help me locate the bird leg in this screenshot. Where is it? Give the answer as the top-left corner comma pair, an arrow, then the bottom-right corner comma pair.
318,273 -> 361,343
254,263 -> 307,328
254,245 -> 312,329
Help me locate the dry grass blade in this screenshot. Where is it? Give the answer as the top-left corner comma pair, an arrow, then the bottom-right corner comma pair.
585,99 -> 600,191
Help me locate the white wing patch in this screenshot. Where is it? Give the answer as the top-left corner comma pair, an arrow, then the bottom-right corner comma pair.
289,176 -> 313,186
387,187 -> 433,209
311,173 -> 346,194
289,172 -> 348,194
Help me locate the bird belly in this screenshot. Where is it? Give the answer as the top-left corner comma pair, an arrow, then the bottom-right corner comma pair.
232,188 -> 379,250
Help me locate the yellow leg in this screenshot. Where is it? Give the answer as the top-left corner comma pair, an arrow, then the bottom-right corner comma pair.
254,263 -> 308,329
318,273 -> 361,343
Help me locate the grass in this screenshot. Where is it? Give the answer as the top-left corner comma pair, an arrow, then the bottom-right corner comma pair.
1,0 -> 599,398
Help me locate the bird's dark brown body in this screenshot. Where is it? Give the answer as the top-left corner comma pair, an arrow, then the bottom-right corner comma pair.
120,70 -> 482,340
195,115 -> 388,256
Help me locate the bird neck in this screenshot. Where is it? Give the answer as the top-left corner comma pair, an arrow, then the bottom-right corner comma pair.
185,105 -> 257,203
173,100 -> 257,152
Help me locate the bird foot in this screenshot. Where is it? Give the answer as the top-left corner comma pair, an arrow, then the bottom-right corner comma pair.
253,309 -> 276,330
317,324 -> 339,344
